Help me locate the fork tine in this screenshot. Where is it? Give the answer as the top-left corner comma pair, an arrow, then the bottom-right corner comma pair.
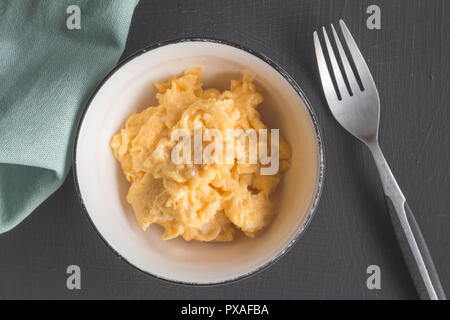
322,26 -> 349,99
331,24 -> 360,95
339,20 -> 376,91
313,31 -> 339,103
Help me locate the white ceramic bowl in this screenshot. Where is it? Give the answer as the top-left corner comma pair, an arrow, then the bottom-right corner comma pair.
74,38 -> 324,285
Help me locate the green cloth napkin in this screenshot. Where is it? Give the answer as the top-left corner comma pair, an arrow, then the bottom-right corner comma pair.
0,0 -> 138,233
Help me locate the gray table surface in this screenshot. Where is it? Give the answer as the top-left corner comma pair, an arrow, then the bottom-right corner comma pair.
1,0 -> 449,300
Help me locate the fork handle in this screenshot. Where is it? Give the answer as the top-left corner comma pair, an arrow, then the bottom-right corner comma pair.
368,141 -> 446,300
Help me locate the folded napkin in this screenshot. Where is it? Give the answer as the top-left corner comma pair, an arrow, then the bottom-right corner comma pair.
0,0 -> 138,233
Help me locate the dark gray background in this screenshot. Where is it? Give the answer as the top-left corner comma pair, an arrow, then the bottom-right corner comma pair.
1,0 -> 449,299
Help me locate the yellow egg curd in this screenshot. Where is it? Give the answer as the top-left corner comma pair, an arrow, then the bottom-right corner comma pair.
110,67 -> 290,241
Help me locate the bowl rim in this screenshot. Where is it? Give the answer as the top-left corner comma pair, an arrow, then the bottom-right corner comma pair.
73,37 -> 325,286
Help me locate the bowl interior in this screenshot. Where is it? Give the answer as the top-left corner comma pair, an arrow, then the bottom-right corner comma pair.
75,40 -> 322,284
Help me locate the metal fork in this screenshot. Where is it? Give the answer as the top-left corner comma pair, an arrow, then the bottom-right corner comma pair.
314,20 -> 446,300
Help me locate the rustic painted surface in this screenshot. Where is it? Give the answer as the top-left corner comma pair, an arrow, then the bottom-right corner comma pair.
0,0 -> 449,299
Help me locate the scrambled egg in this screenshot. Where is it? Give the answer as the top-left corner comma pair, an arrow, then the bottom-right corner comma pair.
110,67 -> 290,241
